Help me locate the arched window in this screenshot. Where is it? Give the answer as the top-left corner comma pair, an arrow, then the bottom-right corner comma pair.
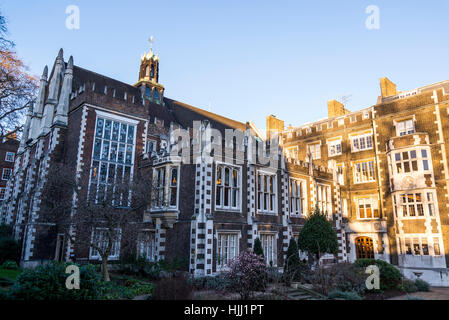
150,65 -> 155,78
145,65 -> 150,77
355,237 -> 374,259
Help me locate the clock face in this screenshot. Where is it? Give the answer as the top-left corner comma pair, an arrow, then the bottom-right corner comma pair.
403,176 -> 415,189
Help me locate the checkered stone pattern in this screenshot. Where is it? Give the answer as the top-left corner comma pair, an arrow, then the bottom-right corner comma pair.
155,221 -> 166,261
281,172 -> 291,260
246,165 -> 256,248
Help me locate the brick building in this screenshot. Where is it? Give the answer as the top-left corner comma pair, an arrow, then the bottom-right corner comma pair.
2,44 -> 448,285
276,77 -> 449,285
0,136 -> 19,203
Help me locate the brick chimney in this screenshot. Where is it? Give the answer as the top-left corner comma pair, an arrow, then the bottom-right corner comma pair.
327,100 -> 349,118
266,115 -> 284,140
380,77 -> 397,98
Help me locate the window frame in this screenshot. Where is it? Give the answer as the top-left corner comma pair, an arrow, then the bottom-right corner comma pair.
353,159 -> 376,184
327,138 -> 342,157
4,152 -> 14,162
396,118 -> 415,137
259,233 -> 277,266
288,178 -> 307,217
307,141 -> 321,160
350,132 -> 373,153
151,164 -> 180,210
256,171 -> 277,215
216,232 -> 239,270
356,196 -> 380,220
1,168 -> 12,181
214,162 -> 242,212
89,228 -> 122,261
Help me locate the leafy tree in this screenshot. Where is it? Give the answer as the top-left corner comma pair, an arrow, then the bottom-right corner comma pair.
253,237 -> 264,258
0,10 -> 37,141
297,208 -> 338,262
284,238 -> 301,285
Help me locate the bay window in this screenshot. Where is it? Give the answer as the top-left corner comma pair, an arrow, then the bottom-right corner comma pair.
152,165 -> 179,209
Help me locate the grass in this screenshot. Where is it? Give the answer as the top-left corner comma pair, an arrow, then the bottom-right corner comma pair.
0,268 -> 22,282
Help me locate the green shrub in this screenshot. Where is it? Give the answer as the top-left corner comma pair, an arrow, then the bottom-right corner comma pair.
402,279 -> 418,293
284,238 -> 301,285
191,275 -> 231,292
328,289 -> 362,300
0,224 -> 13,238
415,279 -> 430,292
253,238 -> 264,258
312,263 -> 366,296
6,261 -> 102,300
0,237 -> 20,264
99,280 -> 153,300
118,255 -> 161,279
1,260 -> 19,270
354,259 -> 402,291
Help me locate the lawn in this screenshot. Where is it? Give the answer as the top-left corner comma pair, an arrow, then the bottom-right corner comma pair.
0,267 -> 21,282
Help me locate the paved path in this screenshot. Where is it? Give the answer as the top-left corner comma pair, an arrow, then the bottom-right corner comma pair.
388,287 -> 449,300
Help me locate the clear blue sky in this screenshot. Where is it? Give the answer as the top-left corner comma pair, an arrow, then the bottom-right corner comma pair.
2,0 -> 449,133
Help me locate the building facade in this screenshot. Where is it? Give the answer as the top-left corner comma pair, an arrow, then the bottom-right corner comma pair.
2,45 -> 448,285
0,137 -> 19,203
277,77 -> 449,285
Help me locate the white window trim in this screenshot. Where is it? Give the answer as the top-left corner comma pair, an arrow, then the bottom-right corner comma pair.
151,164 -> 180,211
89,228 -> 121,261
138,229 -> 157,262
356,195 -> 380,220
394,116 -> 416,137
256,170 -> 278,215
350,131 -> 373,153
5,152 -> 14,162
215,231 -> 241,271
288,178 -> 307,217
258,231 -> 278,267
307,141 -> 322,160
1,168 -> 12,180
214,161 -> 243,213
352,159 -> 376,184
88,114 -> 137,206
395,190 -> 438,219
327,137 -> 342,157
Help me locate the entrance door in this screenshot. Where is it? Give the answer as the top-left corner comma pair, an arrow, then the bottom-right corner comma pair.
355,236 -> 374,259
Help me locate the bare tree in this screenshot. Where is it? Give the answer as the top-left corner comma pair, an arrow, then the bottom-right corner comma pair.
0,11 -> 37,141
40,163 -> 154,281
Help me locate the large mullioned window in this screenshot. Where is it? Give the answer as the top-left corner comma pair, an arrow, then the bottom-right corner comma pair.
139,231 -> 156,261
317,184 -> 331,214
89,116 -> 135,206
215,164 -> 240,210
